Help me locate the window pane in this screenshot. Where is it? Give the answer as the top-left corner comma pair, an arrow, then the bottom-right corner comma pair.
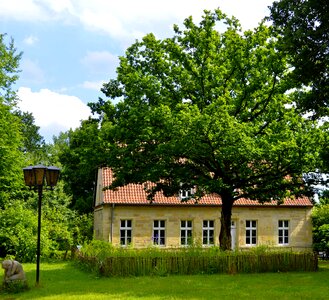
209,220 -> 214,227
127,220 -> 132,227
187,221 -> 192,227
154,220 -> 158,227
246,220 -> 250,227
160,220 -> 165,227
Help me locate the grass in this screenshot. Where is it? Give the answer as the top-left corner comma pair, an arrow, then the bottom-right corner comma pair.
1,260 -> 328,300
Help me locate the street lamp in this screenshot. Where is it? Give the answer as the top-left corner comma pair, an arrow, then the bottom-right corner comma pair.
23,165 -> 60,285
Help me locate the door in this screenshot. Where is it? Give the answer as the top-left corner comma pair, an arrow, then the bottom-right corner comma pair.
231,220 -> 237,250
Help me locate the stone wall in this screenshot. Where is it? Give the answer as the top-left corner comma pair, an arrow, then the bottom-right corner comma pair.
93,204 -> 313,250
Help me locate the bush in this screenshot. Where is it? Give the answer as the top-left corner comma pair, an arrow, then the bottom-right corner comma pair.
1,280 -> 29,294
78,241 -> 318,277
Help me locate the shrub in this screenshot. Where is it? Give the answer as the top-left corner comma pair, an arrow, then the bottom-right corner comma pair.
77,241 -> 318,277
1,280 -> 29,294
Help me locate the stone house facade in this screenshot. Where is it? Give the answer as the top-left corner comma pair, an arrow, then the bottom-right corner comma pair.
94,168 -> 313,250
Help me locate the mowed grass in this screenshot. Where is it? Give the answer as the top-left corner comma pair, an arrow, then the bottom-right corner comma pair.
1,260 -> 329,300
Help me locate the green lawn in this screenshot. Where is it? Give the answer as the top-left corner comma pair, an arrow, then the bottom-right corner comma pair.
1,260 -> 329,300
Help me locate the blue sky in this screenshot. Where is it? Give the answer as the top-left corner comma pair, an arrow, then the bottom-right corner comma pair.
0,0 -> 273,142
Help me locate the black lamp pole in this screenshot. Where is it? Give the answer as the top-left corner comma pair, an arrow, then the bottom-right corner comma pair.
23,165 -> 60,286
36,184 -> 43,284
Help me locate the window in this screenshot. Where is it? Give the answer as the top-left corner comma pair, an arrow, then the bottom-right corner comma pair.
246,220 -> 257,246
179,186 -> 195,200
278,220 -> 289,245
202,220 -> 214,246
181,220 -> 193,246
153,220 -> 166,246
120,220 -> 132,246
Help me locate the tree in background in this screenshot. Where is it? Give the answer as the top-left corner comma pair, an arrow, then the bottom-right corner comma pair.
269,0 -> 329,117
312,190 -> 329,255
15,111 -> 47,164
0,33 -> 93,259
0,34 -> 24,208
93,10 -> 323,250
58,119 -> 106,214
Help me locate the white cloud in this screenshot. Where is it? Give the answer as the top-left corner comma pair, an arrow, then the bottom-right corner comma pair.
0,1 -> 273,37
17,87 -> 91,141
23,35 -> 39,46
81,51 -> 119,74
0,0 -> 57,22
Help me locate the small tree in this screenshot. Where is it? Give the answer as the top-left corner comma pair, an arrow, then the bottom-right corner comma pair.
93,10 -> 323,250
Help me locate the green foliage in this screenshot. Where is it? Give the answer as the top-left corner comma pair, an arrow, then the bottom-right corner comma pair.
0,33 -> 93,260
312,201 -> 329,252
0,33 -> 22,104
15,111 -> 47,165
78,241 -> 317,276
269,0 -> 329,117
0,183 -> 93,261
1,280 -> 29,294
93,9 -> 323,250
0,202 -> 38,262
57,120 -> 106,214
0,35 -> 24,208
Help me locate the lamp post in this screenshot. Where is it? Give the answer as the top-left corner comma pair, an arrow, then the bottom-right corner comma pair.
23,165 -> 60,285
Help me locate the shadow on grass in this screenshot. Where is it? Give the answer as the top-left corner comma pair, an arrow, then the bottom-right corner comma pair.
1,260 -> 329,300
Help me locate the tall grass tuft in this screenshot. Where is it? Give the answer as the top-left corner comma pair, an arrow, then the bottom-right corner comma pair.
77,241 -> 318,277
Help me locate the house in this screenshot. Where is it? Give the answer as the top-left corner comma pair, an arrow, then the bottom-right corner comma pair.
94,167 -> 313,250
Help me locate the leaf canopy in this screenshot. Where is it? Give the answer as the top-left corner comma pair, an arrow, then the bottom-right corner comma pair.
95,9 -> 322,203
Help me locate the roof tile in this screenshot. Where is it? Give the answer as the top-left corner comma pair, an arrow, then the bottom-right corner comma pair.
101,168 -> 313,207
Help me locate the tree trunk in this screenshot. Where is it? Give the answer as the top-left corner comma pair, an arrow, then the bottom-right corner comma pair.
219,193 -> 234,251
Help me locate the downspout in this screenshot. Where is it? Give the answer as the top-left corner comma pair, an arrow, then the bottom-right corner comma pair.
110,203 -> 115,243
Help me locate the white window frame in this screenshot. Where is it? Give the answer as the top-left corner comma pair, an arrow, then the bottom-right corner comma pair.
180,220 -> 193,246
179,185 -> 195,200
202,220 -> 215,246
120,219 -> 132,246
246,220 -> 257,246
278,220 -> 289,245
153,220 -> 166,246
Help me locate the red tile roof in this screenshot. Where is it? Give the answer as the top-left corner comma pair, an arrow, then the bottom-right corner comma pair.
100,168 -> 313,207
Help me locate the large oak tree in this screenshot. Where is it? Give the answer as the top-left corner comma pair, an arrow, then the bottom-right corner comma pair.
93,10 -> 323,250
